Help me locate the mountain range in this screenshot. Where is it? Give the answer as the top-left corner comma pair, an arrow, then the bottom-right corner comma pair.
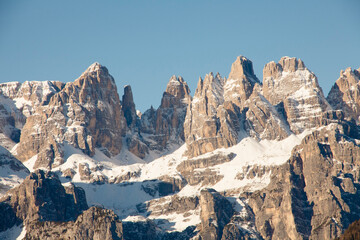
0,56 -> 360,240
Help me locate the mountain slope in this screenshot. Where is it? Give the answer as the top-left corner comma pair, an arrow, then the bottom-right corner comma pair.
0,56 -> 359,239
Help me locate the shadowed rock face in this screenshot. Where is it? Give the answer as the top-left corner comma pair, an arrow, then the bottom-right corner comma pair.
248,121 -> 360,240
14,63 -> 127,168
136,75 -> 191,156
243,83 -> 291,141
224,55 -> 260,108
0,170 -> 88,225
0,170 -> 123,240
122,85 -> 137,129
154,75 -> 191,145
24,206 -> 123,240
199,188 -> 234,240
327,67 -> 360,122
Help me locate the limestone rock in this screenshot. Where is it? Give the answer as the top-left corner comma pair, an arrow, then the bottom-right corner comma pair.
248,122 -> 360,240
0,146 -> 29,197
263,57 -> 331,133
224,56 -> 260,108
185,56 -> 265,157
24,206 -> 123,240
0,80 -> 65,118
0,96 -> 22,149
139,75 -> 191,153
184,72 -> 237,157
199,188 -> 234,240
14,63 -> 127,168
327,67 -> 360,122
243,84 -> 291,140
0,170 -> 88,227
122,85 -> 137,128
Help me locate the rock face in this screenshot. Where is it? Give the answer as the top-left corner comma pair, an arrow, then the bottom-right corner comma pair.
243,84 -> 291,140
14,63 -> 127,168
0,80 -> 65,118
122,85 -> 137,129
224,56 -> 260,108
263,57 -> 331,133
184,72 -> 237,157
0,96 -> 22,149
0,81 -> 65,151
139,75 -> 191,152
248,121 -> 360,240
0,146 -> 29,196
24,206 -> 123,240
0,170 -> 88,225
184,56 -> 293,157
0,169 -> 123,240
199,188 -> 234,240
327,67 -> 360,122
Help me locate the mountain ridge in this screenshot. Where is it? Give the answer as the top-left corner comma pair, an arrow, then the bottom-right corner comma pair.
0,55 -> 359,239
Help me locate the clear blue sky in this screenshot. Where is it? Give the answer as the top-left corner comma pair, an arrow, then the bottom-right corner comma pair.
1,0 -> 359,112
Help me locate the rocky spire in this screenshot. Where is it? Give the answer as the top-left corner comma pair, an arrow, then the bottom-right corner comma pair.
228,56 -> 256,80
122,85 -> 137,128
327,67 -> 360,122
224,56 -> 260,108
160,75 -> 191,109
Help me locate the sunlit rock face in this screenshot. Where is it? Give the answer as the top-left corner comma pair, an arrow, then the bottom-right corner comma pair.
14,62 -> 127,168
263,57 -> 331,133
327,67 -> 360,122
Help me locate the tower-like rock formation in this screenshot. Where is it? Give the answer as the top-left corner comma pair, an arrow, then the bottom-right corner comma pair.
327,67 -> 360,122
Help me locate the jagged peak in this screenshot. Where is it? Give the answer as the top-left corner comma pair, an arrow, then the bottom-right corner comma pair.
167,75 -> 186,87
161,75 -> 191,108
337,67 -> 360,86
85,62 -> 102,73
228,55 -> 257,80
264,56 -> 306,79
278,56 -> 306,72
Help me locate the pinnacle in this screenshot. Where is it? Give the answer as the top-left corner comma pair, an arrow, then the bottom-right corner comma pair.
85,62 -> 103,73
228,55 -> 256,80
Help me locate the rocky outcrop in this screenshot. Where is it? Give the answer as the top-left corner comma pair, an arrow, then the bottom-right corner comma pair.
139,76 -> 191,151
224,56 -> 260,108
0,80 -> 65,118
123,220 -> 157,240
14,63 -> 127,168
176,153 -> 236,186
0,170 -> 124,239
263,57 -> 331,133
199,188 -> 234,240
248,121 -> 360,240
243,84 -> 291,140
0,170 -> 87,226
0,146 -> 29,196
184,56 -> 276,157
0,96 -> 22,149
122,85 -> 137,129
184,72 -> 237,157
24,206 -> 123,240
327,67 -> 360,122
